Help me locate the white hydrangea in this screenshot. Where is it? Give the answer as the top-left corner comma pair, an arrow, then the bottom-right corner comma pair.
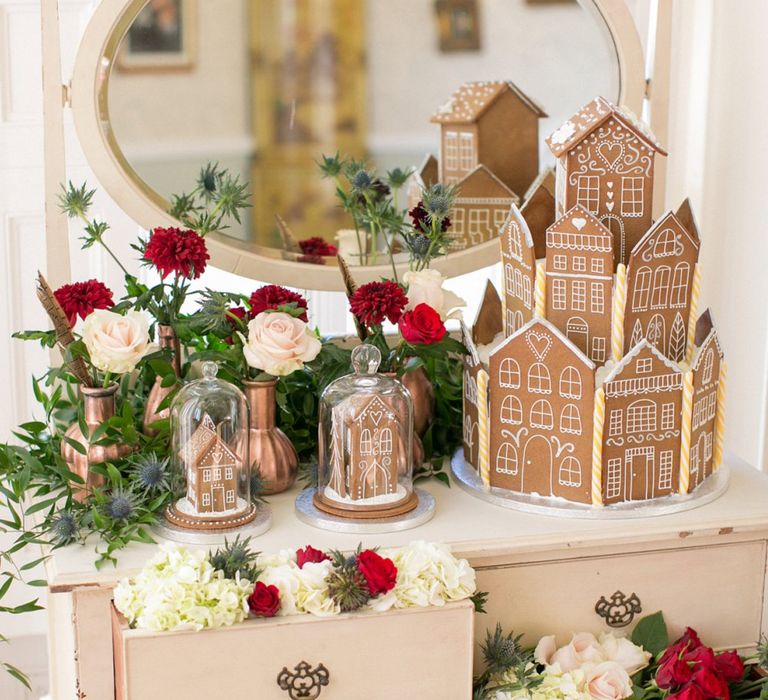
113,543 -> 252,632
489,668 -> 592,700
256,556 -> 339,618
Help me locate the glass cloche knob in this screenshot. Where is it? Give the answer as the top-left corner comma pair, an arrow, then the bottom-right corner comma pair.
201,361 -> 218,380
351,344 -> 381,375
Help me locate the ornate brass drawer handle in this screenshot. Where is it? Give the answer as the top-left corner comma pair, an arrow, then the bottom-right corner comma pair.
277,661 -> 330,699
595,590 -> 642,628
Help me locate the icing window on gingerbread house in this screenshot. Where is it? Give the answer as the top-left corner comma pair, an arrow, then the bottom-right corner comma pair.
559,366 -> 582,399
651,266 -> 671,308
506,223 -> 523,259
530,399 -> 554,429
653,229 -> 681,257
202,493 -> 211,507
524,277 -> 532,307
659,450 -> 674,490
558,456 -> 582,487
469,209 -> 490,236
671,263 -> 690,307
627,399 -> 657,433
496,443 -> 518,475
592,337 -> 606,362
572,281 -> 586,311
691,443 -> 700,474
499,358 -> 521,388
360,428 -> 373,455
459,133 -> 475,171
576,175 -> 599,212
606,458 -> 622,499
661,402 -> 675,430
590,283 -> 604,313
553,254 -> 567,271
591,259 -> 604,273
452,208 -> 465,235
494,208 -> 508,229
637,358 -> 653,374
445,132 -> 459,171
573,256 -> 587,272
703,348 -> 715,384
514,268 -> 524,299
560,404 -> 582,434
552,279 -> 567,310
527,363 -> 551,393
608,409 -> 623,436
620,177 -> 644,217
203,469 -> 212,482
500,395 -> 523,424
380,428 -> 393,453
705,432 -> 713,461
632,267 -> 652,311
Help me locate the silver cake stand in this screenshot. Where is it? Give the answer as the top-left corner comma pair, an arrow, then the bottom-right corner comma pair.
153,505 -> 273,545
451,450 -> 729,519
295,488 -> 436,534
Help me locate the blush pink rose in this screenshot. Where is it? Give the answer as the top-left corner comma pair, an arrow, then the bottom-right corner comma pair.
584,661 -> 633,700
82,309 -> 150,374
550,633 -> 604,672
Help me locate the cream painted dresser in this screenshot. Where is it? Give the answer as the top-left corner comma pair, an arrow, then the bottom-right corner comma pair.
45,453 -> 768,699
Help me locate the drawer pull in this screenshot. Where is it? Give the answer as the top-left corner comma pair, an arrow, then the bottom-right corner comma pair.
277,661 -> 330,699
595,590 -> 642,628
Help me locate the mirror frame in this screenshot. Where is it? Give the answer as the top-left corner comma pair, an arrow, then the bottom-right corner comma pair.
70,0 -> 646,291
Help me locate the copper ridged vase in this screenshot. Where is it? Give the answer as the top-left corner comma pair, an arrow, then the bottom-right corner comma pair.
244,379 -> 298,494
385,371 -> 426,468
143,325 -> 181,437
61,383 -> 133,501
401,366 -> 435,436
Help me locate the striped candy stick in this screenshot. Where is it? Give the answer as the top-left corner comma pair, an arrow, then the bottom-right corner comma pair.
591,387 -> 605,506
534,261 -> 546,318
611,263 -> 627,362
713,362 -> 727,471
679,370 -> 694,494
477,369 -> 491,489
686,264 -> 702,363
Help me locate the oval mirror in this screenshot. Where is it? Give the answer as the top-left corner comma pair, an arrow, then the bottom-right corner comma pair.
71,0 -> 644,290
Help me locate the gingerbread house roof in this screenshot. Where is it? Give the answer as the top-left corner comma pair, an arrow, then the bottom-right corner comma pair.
417,153 -> 438,185
601,339 -> 682,388
347,394 -> 398,426
691,309 -> 724,369
195,435 -> 238,469
179,414 -> 217,463
547,204 -> 613,252
630,207 -> 701,260
546,96 -> 667,158
472,280 -> 503,347
431,80 -> 547,125
675,197 -> 701,244
460,321 -> 480,367
489,316 -> 596,369
522,167 -> 556,203
500,203 -> 535,256
455,164 -> 519,201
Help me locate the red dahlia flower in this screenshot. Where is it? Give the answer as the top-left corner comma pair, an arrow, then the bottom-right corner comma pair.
144,227 -> 209,280
398,303 -> 447,345
248,285 -> 308,322
53,280 -> 114,325
349,281 -> 408,327
298,237 -> 338,257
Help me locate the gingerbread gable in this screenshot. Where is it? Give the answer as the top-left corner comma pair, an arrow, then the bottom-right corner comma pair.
499,204 -> 536,336
623,205 -> 701,362
179,414 -> 217,464
472,280 -> 504,346
406,154 -> 439,211
431,81 -> 546,124
520,168 -> 556,259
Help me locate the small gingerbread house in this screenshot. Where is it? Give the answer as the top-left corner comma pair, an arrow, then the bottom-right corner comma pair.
461,322 -> 483,469
545,204 -> 614,365
406,153 -> 439,211
181,414 -> 239,514
431,80 -> 547,196
601,340 -> 684,504
546,97 -> 667,266
448,165 -> 519,251
488,317 -> 596,503
520,168 -> 556,260
499,203 -> 536,336
623,199 -> 701,361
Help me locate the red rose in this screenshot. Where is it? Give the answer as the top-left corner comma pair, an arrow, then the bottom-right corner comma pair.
248,285 -> 308,322
53,280 -> 114,325
714,652 -> 744,683
248,581 -> 281,617
298,236 -> 338,257
677,628 -> 704,652
684,646 -> 716,668
349,281 -> 408,327
692,666 -> 729,700
668,683 -> 706,700
398,303 -> 447,345
144,227 -> 209,279
296,545 -> 330,568
657,656 -> 694,689
356,549 -> 397,597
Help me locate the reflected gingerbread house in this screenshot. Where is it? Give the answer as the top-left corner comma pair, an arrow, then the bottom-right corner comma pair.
520,168 -> 556,260
499,203 -> 536,336
406,154 -> 439,211
546,97 -> 667,265
431,80 -> 547,196
181,414 -> 239,514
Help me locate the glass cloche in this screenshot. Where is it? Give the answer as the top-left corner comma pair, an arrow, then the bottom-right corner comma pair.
316,345 -> 416,518
167,361 -> 258,531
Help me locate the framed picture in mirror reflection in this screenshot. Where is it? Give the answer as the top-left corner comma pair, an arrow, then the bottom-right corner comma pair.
435,0 -> 481,52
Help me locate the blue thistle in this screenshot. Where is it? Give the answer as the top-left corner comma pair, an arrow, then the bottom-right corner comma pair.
130,452 -> 169,493
350,169 -> 373,193
104,489 -> 139,522
411,234 -> 431,258
50,511 -> 78,545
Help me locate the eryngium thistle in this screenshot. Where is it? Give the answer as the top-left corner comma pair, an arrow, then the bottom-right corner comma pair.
411,234 -> 431,258
349,169 -> 373,193
482,624 -> 526,673
50,511 -> 78,545
326,567 -> 370,612
103,489 -> 139,522
131,452 -> 169,492
208,535 -> 261,582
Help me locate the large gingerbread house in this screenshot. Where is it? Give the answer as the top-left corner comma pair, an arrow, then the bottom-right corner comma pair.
460,96 -> 725,507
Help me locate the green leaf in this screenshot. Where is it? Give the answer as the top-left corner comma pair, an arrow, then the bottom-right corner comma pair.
631,611 -> 668,656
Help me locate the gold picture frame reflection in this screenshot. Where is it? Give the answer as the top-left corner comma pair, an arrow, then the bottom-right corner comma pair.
435,0 -> 480,53
117,0 -> 196,72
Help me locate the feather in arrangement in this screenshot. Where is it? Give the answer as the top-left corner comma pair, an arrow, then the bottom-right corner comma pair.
337,254 -> 367,342
36,272 -> 93,387
275,214 -> 300,253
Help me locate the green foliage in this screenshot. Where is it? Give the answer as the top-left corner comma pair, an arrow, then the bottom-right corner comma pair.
208,536 -> 261,582
473,624 -> 541,699
631,611 -> 669,658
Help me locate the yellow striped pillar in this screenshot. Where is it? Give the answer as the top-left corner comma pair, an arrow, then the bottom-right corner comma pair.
591,387 -> 605,506
686,264 -> 702,363
477,369 -> 491,489
679,370 -> 694,494
713,362 -> 727,471
611,263 -> 627,362
534,261 -> 546,318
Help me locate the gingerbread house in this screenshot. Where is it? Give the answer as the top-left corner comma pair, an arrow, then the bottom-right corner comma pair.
181,414 -> 239,514
499,203 -> 536,336
546,97 -> 667,266
545,204 -> 614,365
623,199 -> 700,361
461,322 -> 483,469
448,164 -> 519,251
406,154 -> 439,211
431,80 -> 547,196
520,168 -> 556,260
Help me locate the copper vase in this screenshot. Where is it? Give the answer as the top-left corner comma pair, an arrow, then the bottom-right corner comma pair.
401,366 -> 435,436
61,383 -> 133,500
244,379 -> 298,495
385,371 -> 427,469
143,325 -> 181,437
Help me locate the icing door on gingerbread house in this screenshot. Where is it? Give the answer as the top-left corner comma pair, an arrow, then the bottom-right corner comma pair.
499,204 -> 536,336
448,165 -> 518,251
488,318 -> 595,504
688,310 -> 724,491
345,395 -> 401,500
545,205 -> 614,365
624,200 -> 701,362
601,341 -> 684,504
546,97 -> 667,266
431,81 -> 547,195
520,168 -> 556,259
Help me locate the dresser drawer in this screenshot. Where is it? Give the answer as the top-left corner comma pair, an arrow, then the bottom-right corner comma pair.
113,600 -> 474,700
475,541 -> 766,656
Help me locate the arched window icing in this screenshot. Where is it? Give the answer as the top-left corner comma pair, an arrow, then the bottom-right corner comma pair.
651,266 -> 671,308
379,428 -> 393,454
558,456 -> 582,487
499,358 -> 521,388
500,395 -> 523,424
703,348 -> 715,384
560,404 -> 582,435
671,262 -> 690,307
559,366 -> 582,399
632,267 -> 652,311
626,400 -> 657,433
496,443 -> 518,475
528,363 -> 551,394
653,228 -> 680,257
360,428 -> 373,455
530,399 -> 554,430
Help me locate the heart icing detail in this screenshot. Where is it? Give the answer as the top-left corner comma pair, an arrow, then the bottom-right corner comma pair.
606,202 -> 615,212
572,217 -> 587,231
607,191 -> 614,199
526,331 -> 552,362
597,141 -> 624,170
368,410 -> 384,426
607,182 -> 614,189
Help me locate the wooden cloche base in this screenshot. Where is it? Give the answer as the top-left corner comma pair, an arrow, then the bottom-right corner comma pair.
165,502 -> 259,531
313,490 -> 418,520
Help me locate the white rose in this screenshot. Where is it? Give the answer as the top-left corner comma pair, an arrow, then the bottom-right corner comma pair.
583,661 -> 633,700
82,309 -> 150,374
238,311 -> 321,377
599,634 -> 651,675
550,633 -> 604,672
403,269 -> 466,320
535,635 -> 558,665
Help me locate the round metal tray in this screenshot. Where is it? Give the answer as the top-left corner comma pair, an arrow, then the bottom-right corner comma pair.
451,450 -> 729,519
